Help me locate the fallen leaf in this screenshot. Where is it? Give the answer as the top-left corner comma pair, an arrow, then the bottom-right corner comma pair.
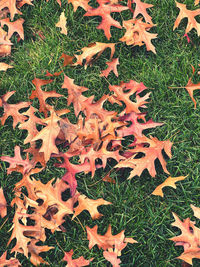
63,249 -> 93,267
152,176 -> 187,197
100,58 -> 119,78
0,188 -> 7,218
103,251 -> 121,267
0,62 -> 13,71
56,11 -> 67,35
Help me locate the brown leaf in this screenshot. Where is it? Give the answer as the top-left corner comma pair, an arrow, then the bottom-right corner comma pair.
68,0 -> 90,12
100,58 -> 119,78
103,251 -> 121,267
0,18 -> 24,40
62,249 -> 93,266
0,251 -> 21,267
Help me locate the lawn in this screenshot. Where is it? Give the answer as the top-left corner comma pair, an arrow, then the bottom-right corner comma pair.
0,0 -> 200,266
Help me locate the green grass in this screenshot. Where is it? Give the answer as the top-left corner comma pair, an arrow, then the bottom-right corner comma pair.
1,0 -> 200,266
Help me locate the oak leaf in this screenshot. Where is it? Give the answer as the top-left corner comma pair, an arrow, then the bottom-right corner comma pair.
56,11 -> 67,35
170,212 -> 200,265
61,74 -> 88,116
0,18 -> 24,40
62,249 -> 93,267
0,188 -> 7,218
0,0 -> 21,20
31,109 -> 61,162
116,135 -> 172,179
191,204 -> 200,219
120,18 -> 157,53
0,91 -> 30,128
174,1 -> 200,36
152,176 -> 187,197
195,0 -> 200,6
86,224 -> 137,254
100,58 -> 119,78
68,0 -> 90,12
130,0 -> 154,24
84,0 -> 128,40
29,78 -> 62,117
185,66 -> 200,109
72,194 -> 112,220
73,42 -> 115,68
59,53 -> 74,67
0,251 -> 21,267
103,251 -> 121,267
0,62 -> 13,71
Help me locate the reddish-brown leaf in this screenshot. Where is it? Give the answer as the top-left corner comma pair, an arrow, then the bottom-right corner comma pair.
103,251 -> 121,267
0,188 -> 7,218
0,18 -> 24,40
100,58 -> 119,78
0,251 -> 21,267
68,0 -> 90,12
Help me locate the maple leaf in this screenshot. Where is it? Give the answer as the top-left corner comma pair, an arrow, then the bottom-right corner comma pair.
0,18 -> 24,40
116,135 -> 172,179
31,109 -> 61,162
0,91 -> 30,128
84,0 -> 128,40
63,249 -> 93,267
152,176 -> 187,197
0,251 -> 21,267
72,194 -> 112,220
0,0 -> 21,20
0,62 -> 13,71
103,251 -> 121,267
56,11 -> 67,35
120,18 -> 157,53
174,1 -> 200,36
29,78 -> 62,117
68,0 -> 90,12
61,74 -> 88,116
73,42 -> 116,68
170,212 -> 200,265
100,58 -> 119,78
0,188 -> 7,218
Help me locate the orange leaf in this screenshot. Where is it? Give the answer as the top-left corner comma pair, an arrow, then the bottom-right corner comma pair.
72,194 -> 112,220
103,251 -> 121,267
0,188 -> 7,218
152,176 -> 187,197
68,0 -> 90,12
63,249 -> 93,266
0,18 -> 24,40
100,58 -> 119,78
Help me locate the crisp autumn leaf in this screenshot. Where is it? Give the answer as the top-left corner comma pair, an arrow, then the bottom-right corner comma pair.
170,212 -> 200,265
185,66 -> 200,109
103,251 -> 121,267
116,135 -> 172,179
84,0 -> 128,40
72,194 -> 112,220
191,204 -> 200,219
27,240 -> 54,266
117,112 -> 163,138
61,74 -> 88,116
0,18 -> 24,40
29,78 -> 62,117
68,0 -> 90,12
18,106 -> 44,145
100,58 -> 119,78
174,1 -> 200,36
109,80 -> 150,114
195,0 -> 200,6
120,18 -> 157,53
17,0 -> 34,8
0,0 -> 21,20
0,62 -> 13,71
86,224 -> 137,253
56,11 -> 67,35
0,251 -> 21,267
0,91 -> 30,128
0,146 -> 35,175
73,42 -> 116,68
60,53 -> 74,67
63,249 -> 93,267
152,176 -> 187,197
130,0 -> 154,24
31,109 -> 62,162
0,188 -> 7,218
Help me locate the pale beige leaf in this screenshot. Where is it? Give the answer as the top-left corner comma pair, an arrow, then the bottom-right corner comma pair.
56,11 -> 67,35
